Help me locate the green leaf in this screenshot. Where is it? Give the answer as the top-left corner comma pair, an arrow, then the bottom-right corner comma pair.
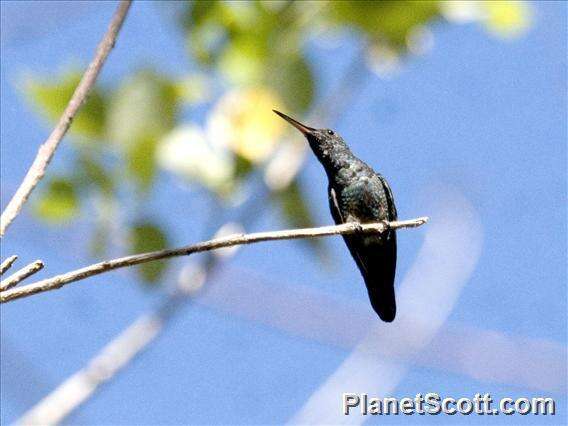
129,222 -> 170,284
327,1 -> 440,51
33,178 -> 79,223
220,2 -> 261,30
173,74 -> 213,105
273,179 -> 326,256
25,71 -> 106,139
218,35 -> 267,85
188,22 -> 227,65
233,153 -> 253,179
106,70 -> 179,191
76,154 -> 114,195
269,54 -> 314,113
184,1 -> 226,65
126,136 -> 159,191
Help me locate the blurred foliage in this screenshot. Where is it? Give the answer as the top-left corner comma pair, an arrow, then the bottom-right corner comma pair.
129,222 -> 170,284
75,154 -> 114,196
482,1 -> 531,38
207,87 -> 286,163
33,177 -> 78,223
26,71 -> 107,140
107,70 -> 179,191
439,1 -> 531,38
23,0 -> 530,286
157,124 -> 235,194
273,179 -> 324,254
327,1 -> 440,49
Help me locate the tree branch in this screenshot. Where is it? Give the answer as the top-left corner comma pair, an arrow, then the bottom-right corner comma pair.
0,0 -> 132,237
0,255 -> 18,275
0,217 -> 427,303
17,314 -> 164,425
10,39 -> 401,423
0,260 -> 44,291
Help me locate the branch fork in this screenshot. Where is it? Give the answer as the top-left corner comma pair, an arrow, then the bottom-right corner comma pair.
0,217 -> 428,303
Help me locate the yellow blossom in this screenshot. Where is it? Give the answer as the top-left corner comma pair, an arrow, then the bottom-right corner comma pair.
207,87 -> 286,163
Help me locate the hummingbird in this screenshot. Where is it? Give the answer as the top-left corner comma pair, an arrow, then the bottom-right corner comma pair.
274,110 -> 398,322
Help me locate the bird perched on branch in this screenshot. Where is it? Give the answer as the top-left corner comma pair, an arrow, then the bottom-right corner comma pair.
274,110 -> 398,322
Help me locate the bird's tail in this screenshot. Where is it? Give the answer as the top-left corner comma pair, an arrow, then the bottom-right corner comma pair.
367,231 -> 397,322
347,230 -> 397,322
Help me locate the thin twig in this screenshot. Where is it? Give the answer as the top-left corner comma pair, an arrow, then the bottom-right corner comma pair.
0,260 -> 44,292
14,34 -> 390,423
0,255 -> 18,275
0,0 -> 132,237
17,314 -> 164,426
0,217 -> 428,303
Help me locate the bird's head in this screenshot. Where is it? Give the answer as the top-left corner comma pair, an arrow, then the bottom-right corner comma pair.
273,110 -> 348,166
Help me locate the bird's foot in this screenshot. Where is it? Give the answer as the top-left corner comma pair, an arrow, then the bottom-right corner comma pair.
352,222 -> 364,234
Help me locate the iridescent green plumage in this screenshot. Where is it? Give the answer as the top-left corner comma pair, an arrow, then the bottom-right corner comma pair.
274,110 -> 398,322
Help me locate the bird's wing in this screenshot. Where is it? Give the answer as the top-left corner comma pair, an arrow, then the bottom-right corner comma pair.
328,184 -> 396,321
376,174 -> 397,220
328,186 -> 345,225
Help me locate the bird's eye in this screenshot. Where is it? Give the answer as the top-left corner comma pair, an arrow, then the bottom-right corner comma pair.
326,129 -> 334,136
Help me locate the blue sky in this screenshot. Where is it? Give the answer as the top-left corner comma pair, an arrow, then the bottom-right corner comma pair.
1,1 -> 566,425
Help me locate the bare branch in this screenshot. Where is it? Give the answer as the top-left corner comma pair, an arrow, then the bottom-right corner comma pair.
0,255 -> 18,275
0,0 -> 132,237
0,260 -> 44,291
0,217 -> 428,303
11,41 -> 403,424
17,314 -> 163,426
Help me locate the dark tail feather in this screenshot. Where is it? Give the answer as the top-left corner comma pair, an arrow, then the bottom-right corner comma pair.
345,231 -> 397,322
366,263 -> 396,322
366,232 -> 397,322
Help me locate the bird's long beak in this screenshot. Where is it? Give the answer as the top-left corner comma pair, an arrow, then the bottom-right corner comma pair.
273,110 -> 315,136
